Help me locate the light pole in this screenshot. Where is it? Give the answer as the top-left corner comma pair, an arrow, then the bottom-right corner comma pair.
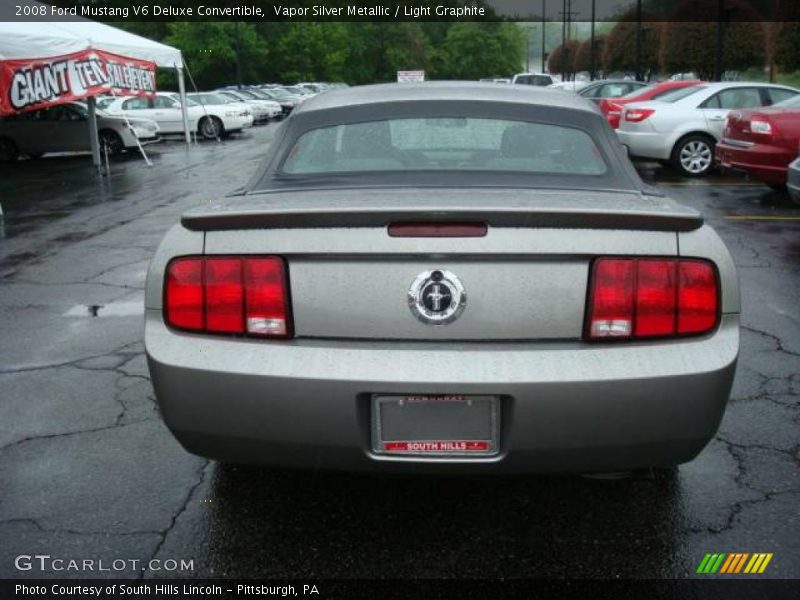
541,0 -> 547,73
714,0 -> 725,81
635,0 -> 643,81
590,0 -> 596,81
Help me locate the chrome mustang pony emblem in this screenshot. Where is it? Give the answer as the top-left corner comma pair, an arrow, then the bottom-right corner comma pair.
408,269 -> 466,325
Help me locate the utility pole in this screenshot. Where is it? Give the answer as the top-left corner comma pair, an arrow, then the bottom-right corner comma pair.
713,0 -> 725,81
558,0 -> 576,81
566,0 -> 572,42
635,0 -> 643,81
526,27 -> 531,72
234,21 -> 243,89
590,0 -> 596,81
541,0 -> 547,73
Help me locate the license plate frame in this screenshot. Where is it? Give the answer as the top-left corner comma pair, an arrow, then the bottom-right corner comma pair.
371,394 -> 500,457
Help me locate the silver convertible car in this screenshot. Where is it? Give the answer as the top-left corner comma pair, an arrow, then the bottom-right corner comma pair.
145,83 -> 739,474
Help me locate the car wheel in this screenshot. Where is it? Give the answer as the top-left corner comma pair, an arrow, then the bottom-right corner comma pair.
672,134 -> 715,177
99,130 -> 125,156
0,137 -> 19,162
199,116 -> 224,140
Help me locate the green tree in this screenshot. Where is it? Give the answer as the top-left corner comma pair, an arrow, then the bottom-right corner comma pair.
434,22 -> 525,80
265,22 -> 354,83
772,0 -> 800,71
165,22 -> 266,89
660,0 -> 766,79
602,9 -> 661,76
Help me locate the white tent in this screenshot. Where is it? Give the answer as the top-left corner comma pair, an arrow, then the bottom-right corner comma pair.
0,14 -> 191,171
0,21 -> 183,68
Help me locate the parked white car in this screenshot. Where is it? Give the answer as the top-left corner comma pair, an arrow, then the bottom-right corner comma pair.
103,92 -> 252,140
217,90 -> 282,122
179,92 -> 255,134
159,92 -> 253,138
511,72 -> 554,87
0,101 -> 159,161
187,92 -> 256,127
617,81 -> 800,176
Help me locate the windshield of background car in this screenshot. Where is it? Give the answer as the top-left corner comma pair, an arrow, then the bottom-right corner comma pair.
190,93 -> 230,105
280,118 -> 607,176
657,86 -> 707,103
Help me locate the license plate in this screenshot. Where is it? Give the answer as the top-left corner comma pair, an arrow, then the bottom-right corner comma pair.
372,395 -> 499,456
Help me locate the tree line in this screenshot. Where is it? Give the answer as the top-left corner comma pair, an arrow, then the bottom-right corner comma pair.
548,0 -> 800,80
117,21 -> 525,89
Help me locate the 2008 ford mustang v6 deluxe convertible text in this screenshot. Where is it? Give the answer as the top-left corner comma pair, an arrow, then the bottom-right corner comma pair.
145,83 -> 739,474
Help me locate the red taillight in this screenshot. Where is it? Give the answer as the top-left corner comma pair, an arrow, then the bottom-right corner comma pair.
165,256 -> 292,338
677,261 -> 718,335
585,257 -> 718,341
624,108 -> 655,123
243,257 -> 291,337
165,258 -> 203,331
204,258 -> 244,334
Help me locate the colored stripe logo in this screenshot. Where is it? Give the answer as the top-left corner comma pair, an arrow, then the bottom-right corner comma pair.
697,553 -> 773,574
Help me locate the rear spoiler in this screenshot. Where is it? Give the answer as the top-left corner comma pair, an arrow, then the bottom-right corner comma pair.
182,206 -> 703,233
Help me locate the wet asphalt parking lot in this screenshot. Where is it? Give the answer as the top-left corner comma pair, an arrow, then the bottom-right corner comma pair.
0,124 -> 798,580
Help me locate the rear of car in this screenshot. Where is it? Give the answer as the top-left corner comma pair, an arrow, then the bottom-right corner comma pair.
619,83 -> 800,177
788,155 -> 800,204
145,83 -> 739,474
600,81 -> 702,129
512,73 -> 554,87
716,97 -> 800,188
617,86 -> 710,163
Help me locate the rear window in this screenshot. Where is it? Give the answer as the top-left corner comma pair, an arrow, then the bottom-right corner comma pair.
281,118 -> 607,176
515,75 -> 553,86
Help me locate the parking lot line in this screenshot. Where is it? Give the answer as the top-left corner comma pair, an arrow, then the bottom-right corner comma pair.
724,216 -> 800,221
654,182 -> 765,187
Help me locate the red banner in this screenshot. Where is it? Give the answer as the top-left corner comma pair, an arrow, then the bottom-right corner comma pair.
0,49 -> 157,116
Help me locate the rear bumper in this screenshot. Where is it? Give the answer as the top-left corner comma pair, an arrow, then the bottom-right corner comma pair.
788,158 -> 800,201
145,311 -> 739,474
715,141 -> 792,185
616,130 -> 672,161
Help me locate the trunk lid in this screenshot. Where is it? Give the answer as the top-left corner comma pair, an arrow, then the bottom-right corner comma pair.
726,108 -> 800,147
191,188 -> 696,341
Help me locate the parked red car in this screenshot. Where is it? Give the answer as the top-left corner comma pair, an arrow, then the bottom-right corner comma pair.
716,95 -> 800,189
599,80 -> 703,129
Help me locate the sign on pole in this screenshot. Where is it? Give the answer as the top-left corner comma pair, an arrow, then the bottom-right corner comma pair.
397,70 -> 425,83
